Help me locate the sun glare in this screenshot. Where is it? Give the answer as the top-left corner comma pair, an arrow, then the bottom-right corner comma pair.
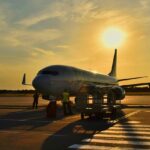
102,27 -> 125,48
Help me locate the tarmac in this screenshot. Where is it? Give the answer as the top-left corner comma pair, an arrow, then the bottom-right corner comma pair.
0,96 -> 150,150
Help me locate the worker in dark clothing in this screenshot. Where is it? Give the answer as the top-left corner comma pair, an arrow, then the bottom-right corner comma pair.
62,91 -> 73,115
33,92 -> 39,109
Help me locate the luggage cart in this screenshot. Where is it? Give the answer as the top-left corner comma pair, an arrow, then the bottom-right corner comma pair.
75,95 -> 121,120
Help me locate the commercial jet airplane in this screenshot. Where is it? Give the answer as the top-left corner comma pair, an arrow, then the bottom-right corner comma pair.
22,49 -> 146,103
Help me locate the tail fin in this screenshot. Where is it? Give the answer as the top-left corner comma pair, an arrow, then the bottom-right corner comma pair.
108,49 -> 117,77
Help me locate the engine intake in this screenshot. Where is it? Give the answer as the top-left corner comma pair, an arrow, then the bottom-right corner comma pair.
111,86 -> 125,100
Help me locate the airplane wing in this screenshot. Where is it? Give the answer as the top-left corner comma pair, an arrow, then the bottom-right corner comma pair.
80,82 -> 113,93
121,82 -> 150,88
117,76 -> 148,82
118,76 -> 149,88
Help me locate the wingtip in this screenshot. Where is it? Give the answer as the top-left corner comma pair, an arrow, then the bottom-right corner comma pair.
22,73 -> 26,85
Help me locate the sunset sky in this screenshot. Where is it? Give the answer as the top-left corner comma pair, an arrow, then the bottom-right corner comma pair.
0,0 -> 150,89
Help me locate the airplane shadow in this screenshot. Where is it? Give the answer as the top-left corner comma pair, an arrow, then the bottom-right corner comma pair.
0,104 -> 148,150
41,106 -> 149,150
41,116 -> 111,150
0,104 -> 67,131
115,109 -> 150,149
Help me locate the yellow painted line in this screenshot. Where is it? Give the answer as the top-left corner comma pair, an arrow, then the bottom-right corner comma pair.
101,130 -> 150,135
114,124 -> 150,128
94,134 -> 150,140
109,127 -> 150,131
69,144 -> 146,150
83,138 -> 150,146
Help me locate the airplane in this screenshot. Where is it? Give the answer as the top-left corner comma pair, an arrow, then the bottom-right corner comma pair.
22,49 -> 147,104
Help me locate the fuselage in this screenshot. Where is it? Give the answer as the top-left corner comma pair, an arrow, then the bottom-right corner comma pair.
32,65 -> 118,98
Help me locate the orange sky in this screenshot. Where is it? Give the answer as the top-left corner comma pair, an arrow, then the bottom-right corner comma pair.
0,0 -> 150,89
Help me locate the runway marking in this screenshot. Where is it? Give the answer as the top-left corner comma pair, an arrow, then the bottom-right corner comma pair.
0,130 -> 20,134
83,138 -> 150,146
68,110 -> 150,149
94,134 -> 150,140
125,121 -> 141,124
109,127 -> 150,131
145,111 -> 150,113
114,124 -> 150,128
110,110 -> 141,124
101,130 -> 150,135
0,118 -> 52,123
0,130 -> 66,137
68,144 -> 146,150
125,105 -> 150,108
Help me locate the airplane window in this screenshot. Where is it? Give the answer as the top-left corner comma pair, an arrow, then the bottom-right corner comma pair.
41,70 -> 59,75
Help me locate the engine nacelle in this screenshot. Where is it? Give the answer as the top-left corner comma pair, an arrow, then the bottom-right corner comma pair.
111,86 -> 125,100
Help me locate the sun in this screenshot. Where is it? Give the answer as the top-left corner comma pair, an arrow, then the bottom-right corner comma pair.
101,27 -> 125,48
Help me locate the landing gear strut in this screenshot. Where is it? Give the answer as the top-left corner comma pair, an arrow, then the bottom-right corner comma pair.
107,91 -> 116,106
46,101 -> 57,118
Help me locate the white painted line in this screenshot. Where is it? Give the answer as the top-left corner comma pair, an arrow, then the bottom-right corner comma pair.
83,138 -> 150,146
127,105 -> 150,107
126,121 -> 141,124
68,144 -> 146,150
120,110 -> 141,118
94,134 -> 150,140
109,127 -> 150,131
111,110 -> 141,124
114,124 -> 150,128
101,130 -> 150,135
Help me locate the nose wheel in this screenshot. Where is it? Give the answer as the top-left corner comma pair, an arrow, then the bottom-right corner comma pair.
46,101 -> 57,118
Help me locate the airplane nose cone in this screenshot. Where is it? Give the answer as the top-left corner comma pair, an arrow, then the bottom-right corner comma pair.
32,75 -> 50,93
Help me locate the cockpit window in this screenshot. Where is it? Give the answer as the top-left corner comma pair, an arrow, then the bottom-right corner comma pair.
40,70 -> 59,75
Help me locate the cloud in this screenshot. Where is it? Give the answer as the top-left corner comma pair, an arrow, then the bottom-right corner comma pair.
56,45 -> 69,49
17,1 -> 66,27
16,28 -> 62,47
31,48 -> 55,57
0,15 -> 6,29
17,0 -> 100,27
18,9 -> 64,27
0,0 -> 150,89
0,27 -> 62,50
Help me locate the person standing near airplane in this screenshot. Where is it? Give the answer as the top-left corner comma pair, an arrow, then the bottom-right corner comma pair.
62,90 -> 72,115
33,92 -> 39,109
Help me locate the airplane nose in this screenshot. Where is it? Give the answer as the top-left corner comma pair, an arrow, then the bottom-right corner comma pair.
32,75 -> 49,93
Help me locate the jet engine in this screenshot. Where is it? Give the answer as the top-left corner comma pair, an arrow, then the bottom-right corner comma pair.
111,86 -> 125,100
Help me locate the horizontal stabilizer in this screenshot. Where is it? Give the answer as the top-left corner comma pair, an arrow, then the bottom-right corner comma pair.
118,76 -> 148,82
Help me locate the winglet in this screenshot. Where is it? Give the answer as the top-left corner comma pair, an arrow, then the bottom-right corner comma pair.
108,49 -> 117,77
22,73 -> 32,86
22,73 -> 26,85
118,76 -> 148,82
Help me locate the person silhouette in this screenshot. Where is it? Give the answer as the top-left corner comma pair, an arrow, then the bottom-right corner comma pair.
33,92 -> 39,109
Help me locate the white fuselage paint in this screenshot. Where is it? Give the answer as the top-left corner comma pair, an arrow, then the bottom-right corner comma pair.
32,65 -> 118,98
